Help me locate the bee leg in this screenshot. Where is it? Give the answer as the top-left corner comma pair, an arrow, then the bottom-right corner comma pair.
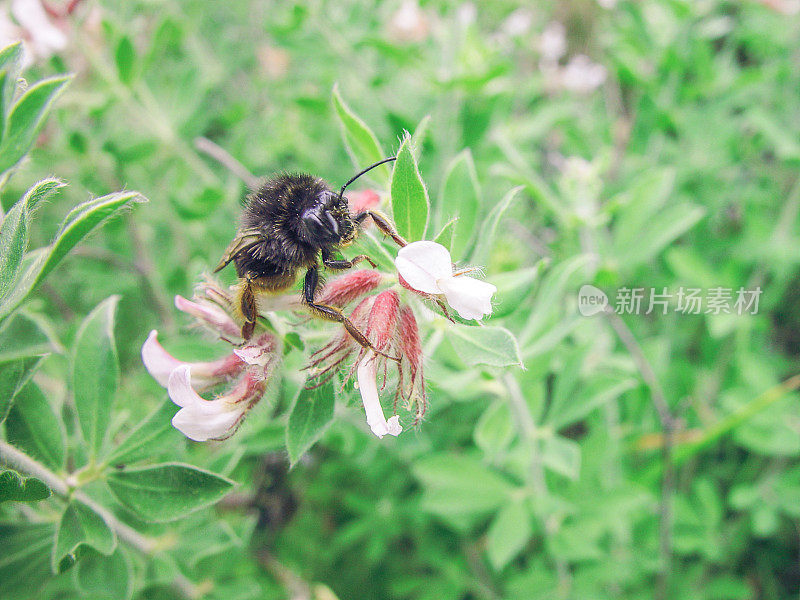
321,249 -> 376,270
240,275 -> 258,340
354,210 -> 407,248
303,267 -> 399,362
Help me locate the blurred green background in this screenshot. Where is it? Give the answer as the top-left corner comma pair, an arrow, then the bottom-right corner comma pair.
2,0 -> 800,599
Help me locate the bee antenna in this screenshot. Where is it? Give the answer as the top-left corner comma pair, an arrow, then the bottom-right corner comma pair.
338,156 -> 397,200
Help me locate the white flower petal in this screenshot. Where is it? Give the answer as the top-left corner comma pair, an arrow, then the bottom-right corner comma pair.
171,406 -> 242,442
357,355 -> 402,439
142,330 -> 243,390
167,365 -> 202,408
437,275 -> 497,320
12,0 -> 67,55
167,366 -> 250,441
395,241 -> 453,294
142,330 -> 185,387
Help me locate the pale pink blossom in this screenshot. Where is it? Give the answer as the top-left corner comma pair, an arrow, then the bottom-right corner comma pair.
168,366 -> 266,441
141,330 -> 244,391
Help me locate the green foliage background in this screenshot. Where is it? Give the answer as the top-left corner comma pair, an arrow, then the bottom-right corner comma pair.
1,1 -> 800,599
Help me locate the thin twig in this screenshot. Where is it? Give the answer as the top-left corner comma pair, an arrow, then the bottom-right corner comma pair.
256,551 -> 311,600
603,307 -> 674,600
0,441 -> 201,599
194,137 -> 259,188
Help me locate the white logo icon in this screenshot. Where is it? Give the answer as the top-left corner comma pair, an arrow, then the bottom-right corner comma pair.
578,285 -> 608,316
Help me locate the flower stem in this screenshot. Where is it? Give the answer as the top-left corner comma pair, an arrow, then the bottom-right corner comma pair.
0,440 -> 202,598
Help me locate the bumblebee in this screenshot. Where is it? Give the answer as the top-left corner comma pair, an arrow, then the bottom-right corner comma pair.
215,157 -> 405,355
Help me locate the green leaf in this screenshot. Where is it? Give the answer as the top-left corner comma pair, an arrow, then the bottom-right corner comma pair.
52,501 -> 116,573
107,463 -> 235,522
546,374 -> 636,430
286,378 -> 335,467
0,353 -> 46,424
332,84 -> 390,184
474,400 -> 514,455
115,36 -> 136,85
22,177 -> 66,210
441,149 -> 480,258
0,191 -> 144,320
390,135 -> 429,242
446,325 -> 523,368
410,114 -> 431,159
474,186 -> 523,262
0,75 -> 70,175
0,42 -> 23,128
73,296 -> 120,458
0,197 -> 28,301
432,217 -> 457,251
413,453 -> 516,528
541,435 -> 581,480
486,500 -> 532,570
0,522 -> 55,597
106,399 -> 180,464
0,469 -> 50,503
5,381 -> 65,471
75,547 -> 132,600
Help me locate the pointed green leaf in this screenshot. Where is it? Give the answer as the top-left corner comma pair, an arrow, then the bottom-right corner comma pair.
106,399 -> 180,464
0,42 -> 23,129
486,500 -> 532,570
52,501 -> 117,573
0,197 -> 28,301
107,463 -> 235,522
0,353 -> 46,424
0,75 -> 71,175
546,375 -> 636,430
390,135 -> 429,242
0,191 -> 145,320
332,84 -> 390,184
410,114 -> 431,160
0,469 -> 50,503
73,296 -> 119,457
541,435 -> 581,480
286,379 -> 335,467
441,149 -> 480,258
5,381 -> 65,471
22,177 -> 66,210
115,36 -> 137,86
474,186 -> 522,262
0,179 -> 64,303
433,217 -> 457,252
446,325 -> 523,368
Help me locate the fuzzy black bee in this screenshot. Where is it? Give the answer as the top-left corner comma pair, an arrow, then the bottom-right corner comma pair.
215,157 -> 406,354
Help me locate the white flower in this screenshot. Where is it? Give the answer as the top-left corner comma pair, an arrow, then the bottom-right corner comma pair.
10,0 -> 68,66
168,365 -> 264,442
357,354 -> 402,439
394,241 -> 496,320
560,54 -> 607,94
539,22 -> 566,62
141,330 -> 244,391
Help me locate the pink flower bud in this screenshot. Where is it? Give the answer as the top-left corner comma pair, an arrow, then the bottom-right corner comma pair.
346,189 -> 381,214
174,295 -> 241,339
366,290 -> 400,351
315,270 -> 383,308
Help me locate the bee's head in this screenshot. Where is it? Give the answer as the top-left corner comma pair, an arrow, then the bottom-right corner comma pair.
299,191 -> 353,246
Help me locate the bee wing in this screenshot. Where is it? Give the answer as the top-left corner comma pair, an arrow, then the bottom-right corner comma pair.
214,229 -> 264,272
